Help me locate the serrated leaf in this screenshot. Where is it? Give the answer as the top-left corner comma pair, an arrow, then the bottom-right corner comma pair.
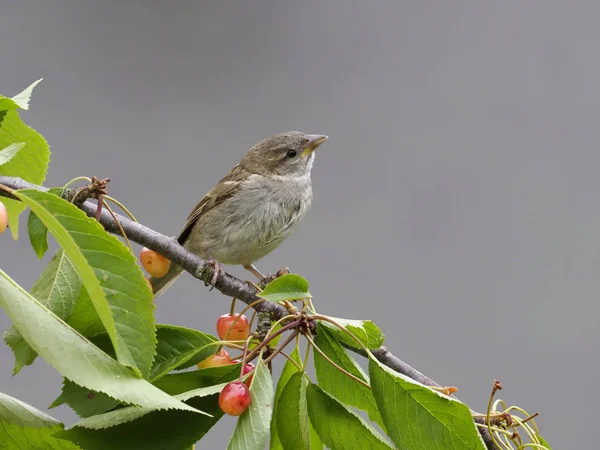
27,210 -> 49,258
227,358 -> 274,450
314,326 -> 384,429
0,142 -> 25,166
55,395 -> 222,450
0,423 -> 81,450
270,348 -> 303,450
320,317 -> 385,349
0,269 -> 198,413
11,79 -> 43,110
5,250 -> 82,374
0,392 -> 61,428
258,274 -> 311,302
276,371 -> 310,450
0,82 -> 49,239
72,383 -> 225,430
12,189 -> 156,377
50,379 -> 120,418
368,357 -> 486,450
150,325 -> 218,381
306,383 -> 393,450
153,364 -> 241,395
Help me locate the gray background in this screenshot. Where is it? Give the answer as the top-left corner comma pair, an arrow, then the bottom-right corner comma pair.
1,1 -> 597,448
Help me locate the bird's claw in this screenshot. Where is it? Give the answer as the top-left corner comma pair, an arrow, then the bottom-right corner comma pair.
202,259 -> 223,288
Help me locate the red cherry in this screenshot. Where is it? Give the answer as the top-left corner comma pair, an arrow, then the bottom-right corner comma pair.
232,360 -> 255,386
197,348 -> 231,369
216,313 -> 250,341
139,247 -> 170,278
219,381 -> 251,416
0,201 -> 7,234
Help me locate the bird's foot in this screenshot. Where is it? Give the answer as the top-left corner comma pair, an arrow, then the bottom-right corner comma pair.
202,259 -> 223,287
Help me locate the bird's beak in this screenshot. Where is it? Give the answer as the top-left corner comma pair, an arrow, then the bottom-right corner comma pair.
301,134 -> 328,158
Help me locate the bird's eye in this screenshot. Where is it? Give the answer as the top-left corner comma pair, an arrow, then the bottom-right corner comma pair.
286,150 -> 297,158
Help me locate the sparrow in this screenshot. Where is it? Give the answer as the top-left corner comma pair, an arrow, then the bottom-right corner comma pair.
150,131 -> 328,296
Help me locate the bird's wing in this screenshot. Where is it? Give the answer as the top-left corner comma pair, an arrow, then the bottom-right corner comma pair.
177,164 -> 249,245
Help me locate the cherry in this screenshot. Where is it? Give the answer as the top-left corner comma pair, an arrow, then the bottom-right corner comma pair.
219,381 -> 251,416
139,247 -> 170,278
197,348 -> 231,369
232,360 -> 255,386
216,313 -> 250,341
0,201 -> 7,234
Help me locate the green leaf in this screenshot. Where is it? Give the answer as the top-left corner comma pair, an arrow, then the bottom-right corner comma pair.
276,371 -> 310,450
0,423 -> 81,450
150,325 -> 218,381
306,383 -> 393,450
12,189 -> 156,377
72,383 -> 225,430
314,326 -> 384,429
11,79 -> 43,110
227,358 -> 274,450
27,210 -> 49,258
0,392 -> 61,428
0,81 -> 49,239
153,364 -> 241,395
0,389 -> 80,450
50,379 -> 120,419
368,357 -> 486,450
0,269 -> 198,413
55,395 -> 222,450
66,288 -> 104,337
270,348 -> 303,450
258,274 -> 311,302
0,142 -> 25,166
320,317 -> 385,349
4,250 -> 82,374
309,420 -> 323,450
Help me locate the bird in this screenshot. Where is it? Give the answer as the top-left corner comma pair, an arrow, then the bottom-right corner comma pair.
150,131 -> 328,297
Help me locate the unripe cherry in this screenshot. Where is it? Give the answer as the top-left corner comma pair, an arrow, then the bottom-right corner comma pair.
139,247 -> 170,278
197,348 -> 231,369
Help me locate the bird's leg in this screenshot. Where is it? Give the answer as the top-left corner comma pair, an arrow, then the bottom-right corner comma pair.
243,264 -> 266,280
203,259 -> 223,286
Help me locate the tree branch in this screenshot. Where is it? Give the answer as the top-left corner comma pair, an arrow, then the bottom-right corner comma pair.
0,175 -> 498,449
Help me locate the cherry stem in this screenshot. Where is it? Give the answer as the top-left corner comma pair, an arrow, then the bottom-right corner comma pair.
304,332 -> 371,389
104,195 -> 138,223
278,350 -> 304,372
248,310 -> 257,330
244,318 -> 302,363
103,200 -> 132,252
62,176 -> 92,189
239,335 -> 254,381
486,380 -> 504,450
229,297 -> 237,316
262,330 -> 300,366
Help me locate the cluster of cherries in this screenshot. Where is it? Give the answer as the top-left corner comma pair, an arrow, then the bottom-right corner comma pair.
139,246 -> 254,416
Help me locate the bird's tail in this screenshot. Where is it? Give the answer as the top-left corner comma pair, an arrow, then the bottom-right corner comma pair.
150,264 -> 184,298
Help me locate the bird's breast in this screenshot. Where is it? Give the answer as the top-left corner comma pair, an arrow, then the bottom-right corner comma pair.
193,174 -> 312,265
